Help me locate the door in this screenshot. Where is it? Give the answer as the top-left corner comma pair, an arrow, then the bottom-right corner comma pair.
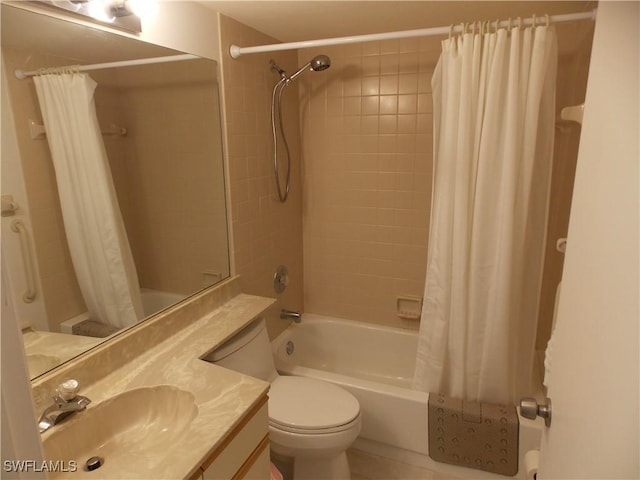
537,3 -> 639,478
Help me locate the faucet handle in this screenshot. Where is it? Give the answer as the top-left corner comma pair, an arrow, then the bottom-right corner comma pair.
56,379 -> 80,402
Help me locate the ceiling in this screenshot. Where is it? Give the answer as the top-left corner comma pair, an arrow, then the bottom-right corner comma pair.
1,1 -> 596,66
199,1 -> 596,44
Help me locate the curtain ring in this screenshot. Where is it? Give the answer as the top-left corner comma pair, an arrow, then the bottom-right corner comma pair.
545,14 -> 550,27
494,19 -> 500,33
532,13 -> 537,27
449,24 -> 453,41
517,17 -> 522,29
508,17 -> 512,31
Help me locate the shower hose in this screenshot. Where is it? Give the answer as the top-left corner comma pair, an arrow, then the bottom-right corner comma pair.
271,77 -> 292,203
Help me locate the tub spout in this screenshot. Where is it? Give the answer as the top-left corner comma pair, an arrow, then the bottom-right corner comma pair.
280,309 -> 301,323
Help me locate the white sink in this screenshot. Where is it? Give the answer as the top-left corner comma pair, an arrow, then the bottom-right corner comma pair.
43,385 -> 198,478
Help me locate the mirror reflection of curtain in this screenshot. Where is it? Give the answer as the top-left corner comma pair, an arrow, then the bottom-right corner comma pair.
413,25 -> 558,405
33,72 -> 143,329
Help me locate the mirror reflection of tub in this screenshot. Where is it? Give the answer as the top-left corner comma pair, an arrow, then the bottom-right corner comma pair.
14,277 -> 185,380
58,289 -> 187,338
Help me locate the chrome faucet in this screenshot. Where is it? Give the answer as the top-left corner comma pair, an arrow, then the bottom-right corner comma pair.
38,379 -> 91,434
280,309 -> 302,323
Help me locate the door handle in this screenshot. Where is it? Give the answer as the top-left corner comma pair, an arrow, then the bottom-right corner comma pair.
520,397 -> 552,427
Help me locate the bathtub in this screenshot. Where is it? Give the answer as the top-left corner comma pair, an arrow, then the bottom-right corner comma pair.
139,288 -> 186,317
60,288 -> 186,335
272,313 -> 543,479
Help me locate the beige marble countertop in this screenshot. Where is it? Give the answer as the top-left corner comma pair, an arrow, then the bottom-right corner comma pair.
22,330 -> 102,378
38,288 -> 275,479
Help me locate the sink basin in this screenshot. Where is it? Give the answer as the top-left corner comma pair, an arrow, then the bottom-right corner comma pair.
43,385 -> 198,478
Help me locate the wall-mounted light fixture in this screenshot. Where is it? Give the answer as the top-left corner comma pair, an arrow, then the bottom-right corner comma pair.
35,0 -> 143,33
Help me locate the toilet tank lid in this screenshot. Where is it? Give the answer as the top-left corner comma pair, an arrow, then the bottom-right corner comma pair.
203,317 -> 266,362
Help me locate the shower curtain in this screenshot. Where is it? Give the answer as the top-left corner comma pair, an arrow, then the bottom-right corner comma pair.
413,24 -> 558,405
34,72 -> 143,329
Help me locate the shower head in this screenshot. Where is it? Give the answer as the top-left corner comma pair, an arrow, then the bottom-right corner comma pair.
287,54 -> 331,83
310,55 -> 331,71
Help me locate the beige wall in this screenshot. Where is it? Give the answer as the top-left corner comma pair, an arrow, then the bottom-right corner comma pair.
299,26 -> 594,336
219,15 -> 304,338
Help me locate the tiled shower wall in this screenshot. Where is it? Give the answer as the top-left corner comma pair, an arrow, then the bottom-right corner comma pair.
219,15 -> 304,338
219,14 -> 592,345
300,38 -> 440,329
99,62 -> 229,296
299,29 -> 593,336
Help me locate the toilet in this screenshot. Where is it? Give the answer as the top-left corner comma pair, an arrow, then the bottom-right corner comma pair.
204,317 -> 361,480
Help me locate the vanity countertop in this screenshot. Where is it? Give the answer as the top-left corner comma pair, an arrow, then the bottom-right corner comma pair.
38,288 -> 276,479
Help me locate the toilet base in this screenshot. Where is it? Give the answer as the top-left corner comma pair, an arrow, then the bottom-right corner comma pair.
293,452 -> 351,480
271,451 -> 351,480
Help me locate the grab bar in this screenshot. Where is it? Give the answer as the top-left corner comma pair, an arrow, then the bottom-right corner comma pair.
10,220 -> 37,303
29,119 -> 127,140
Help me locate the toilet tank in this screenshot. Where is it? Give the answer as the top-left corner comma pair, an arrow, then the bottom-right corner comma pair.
203,317 -> 278,382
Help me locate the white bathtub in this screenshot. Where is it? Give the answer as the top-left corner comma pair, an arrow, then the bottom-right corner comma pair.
139,288 -> 186,317
272,313 -> 543,479
60,288 -> 186,335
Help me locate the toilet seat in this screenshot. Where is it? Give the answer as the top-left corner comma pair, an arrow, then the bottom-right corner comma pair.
269,376 -> 360,434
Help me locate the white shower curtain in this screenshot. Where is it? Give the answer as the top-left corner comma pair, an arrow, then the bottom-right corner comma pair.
413,25 -> 557,405
34,72 -> 143,329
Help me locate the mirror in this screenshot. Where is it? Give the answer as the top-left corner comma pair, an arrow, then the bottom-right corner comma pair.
1,4 -> 230,379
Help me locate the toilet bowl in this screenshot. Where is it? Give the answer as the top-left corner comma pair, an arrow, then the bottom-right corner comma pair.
204,318 -> 361,480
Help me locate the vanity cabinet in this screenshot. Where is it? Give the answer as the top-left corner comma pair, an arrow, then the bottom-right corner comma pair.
190,395 -> 270,480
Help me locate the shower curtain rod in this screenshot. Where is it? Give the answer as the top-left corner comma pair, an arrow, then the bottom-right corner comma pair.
229,9 -> 596,59
14,53 -> 199,80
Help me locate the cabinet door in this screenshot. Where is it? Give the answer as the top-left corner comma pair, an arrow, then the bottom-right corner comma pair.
238,441 -> 270,480
202,397 -> 269,480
